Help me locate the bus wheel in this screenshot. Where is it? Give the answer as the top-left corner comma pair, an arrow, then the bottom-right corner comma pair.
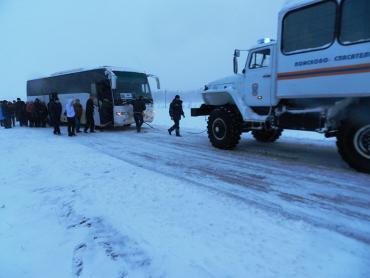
207,107 -> 242,150
252,128 -> 283,143
337,120 -> 370,173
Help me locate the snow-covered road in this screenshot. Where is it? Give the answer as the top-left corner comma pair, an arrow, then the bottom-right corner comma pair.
77,126 -> 370,245
1,112 -> 370,277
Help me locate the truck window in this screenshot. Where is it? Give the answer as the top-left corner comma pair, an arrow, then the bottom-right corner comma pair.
249,49 -> 270,69
340,0 -> 370,45
282,1 -> 337,54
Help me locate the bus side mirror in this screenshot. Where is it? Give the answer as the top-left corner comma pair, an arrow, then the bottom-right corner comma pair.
105,70 -> 117,90
111,75 -> 117,90
148,74 -> 161,90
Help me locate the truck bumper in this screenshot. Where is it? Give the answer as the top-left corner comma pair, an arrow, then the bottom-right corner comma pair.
191,104 -> 215,117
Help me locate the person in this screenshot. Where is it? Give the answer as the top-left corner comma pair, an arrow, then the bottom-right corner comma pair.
26,101 -> 34,127
131,96 -> 146,133
40,101 -> 48,127
15,98 -> 26,126
0,101 -> 4,127
168,95 -> 185,137
100,98 -> 113,130
32,98 -> 42,127
49,97 -> 62,135
2,101 -> 12,129
65,99 -> 76,136
47,98 -> 54,126
73,99 -> 83,133
84,96 -> 95,133
10,101 -> 16,127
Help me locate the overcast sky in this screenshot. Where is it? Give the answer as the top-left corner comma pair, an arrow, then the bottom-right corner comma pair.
0,0 -> 286,99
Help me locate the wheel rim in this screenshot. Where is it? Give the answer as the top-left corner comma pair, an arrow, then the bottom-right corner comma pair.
354,124 -> 370,159
212,118 -> 227,141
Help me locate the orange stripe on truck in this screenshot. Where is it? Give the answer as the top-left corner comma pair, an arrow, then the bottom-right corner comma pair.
278,63 -> 370,80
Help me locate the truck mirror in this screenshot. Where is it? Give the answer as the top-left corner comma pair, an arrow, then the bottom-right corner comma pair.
234,49 -> 240,57
155,76 -> 161,90
233,56 -> 238,74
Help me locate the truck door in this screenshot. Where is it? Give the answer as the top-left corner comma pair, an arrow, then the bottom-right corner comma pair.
243,47 -> 273,107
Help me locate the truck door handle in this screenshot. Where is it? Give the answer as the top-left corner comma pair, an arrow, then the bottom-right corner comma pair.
263,74 -> 271,78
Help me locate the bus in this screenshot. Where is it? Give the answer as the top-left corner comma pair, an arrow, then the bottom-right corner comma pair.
27,66 -> 160,127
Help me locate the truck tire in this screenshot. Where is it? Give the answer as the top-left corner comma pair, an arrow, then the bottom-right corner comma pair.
252,129 -> 283,143
337,120 -> 370,173
207,107 -> 242,149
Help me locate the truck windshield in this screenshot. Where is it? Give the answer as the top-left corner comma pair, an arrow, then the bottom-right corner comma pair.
113,71 -> 152,105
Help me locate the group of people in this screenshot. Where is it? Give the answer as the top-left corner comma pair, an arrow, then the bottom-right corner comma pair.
0,98 -> 37,129
53,96 -> 95,136
1,94 -> 186,137
0,96 -> 96,137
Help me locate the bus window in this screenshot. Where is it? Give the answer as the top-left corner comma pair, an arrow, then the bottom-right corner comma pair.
113,71 -> 152,105
282,1 -> 337,54
340,0 -> 370,45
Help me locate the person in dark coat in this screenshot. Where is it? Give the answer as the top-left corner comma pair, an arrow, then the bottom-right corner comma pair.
84,96 -> 95,133
47,99 -> 53,126
99,98 -> 113,131
32,98 -> 43,127
26,101 -> 34,127
40,101 -> 48,127
0,101 -> 4,127
131,96 -> 146,133
15,98 -> 26,126
168,95 -> 185,137
10,101 -> 16,127
49,98 -> 62,135
3,101 -> 12,129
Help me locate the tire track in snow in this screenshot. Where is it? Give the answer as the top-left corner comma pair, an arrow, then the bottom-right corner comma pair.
32,186 -> 162,278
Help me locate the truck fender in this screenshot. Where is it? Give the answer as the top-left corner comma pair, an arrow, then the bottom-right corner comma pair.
203,88 -> 267,122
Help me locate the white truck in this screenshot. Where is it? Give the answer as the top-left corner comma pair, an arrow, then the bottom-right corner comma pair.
191,0 -> 370,173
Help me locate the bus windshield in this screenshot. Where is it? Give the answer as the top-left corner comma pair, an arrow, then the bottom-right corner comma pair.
113,71 -> 152,105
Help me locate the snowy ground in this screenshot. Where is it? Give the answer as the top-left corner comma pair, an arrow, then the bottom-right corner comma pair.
1,104 -> 370,278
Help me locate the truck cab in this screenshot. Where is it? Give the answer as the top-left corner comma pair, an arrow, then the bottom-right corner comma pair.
192,0 -> 370,173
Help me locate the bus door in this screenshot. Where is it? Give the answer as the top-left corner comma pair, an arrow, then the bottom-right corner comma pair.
96,80 -> 113,127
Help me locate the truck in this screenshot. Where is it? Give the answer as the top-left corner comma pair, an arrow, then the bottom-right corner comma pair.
191,0 -> 370,173
27,66 -> 160,128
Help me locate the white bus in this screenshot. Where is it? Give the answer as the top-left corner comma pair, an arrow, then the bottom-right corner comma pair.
27,66 -> 160,127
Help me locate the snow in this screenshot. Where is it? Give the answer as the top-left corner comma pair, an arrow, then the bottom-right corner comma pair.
1,105 -> 370,278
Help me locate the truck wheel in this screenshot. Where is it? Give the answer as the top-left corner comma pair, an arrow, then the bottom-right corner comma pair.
252,129 -> 283,143
207,107 -> 242,149
337,121 -> 370,173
